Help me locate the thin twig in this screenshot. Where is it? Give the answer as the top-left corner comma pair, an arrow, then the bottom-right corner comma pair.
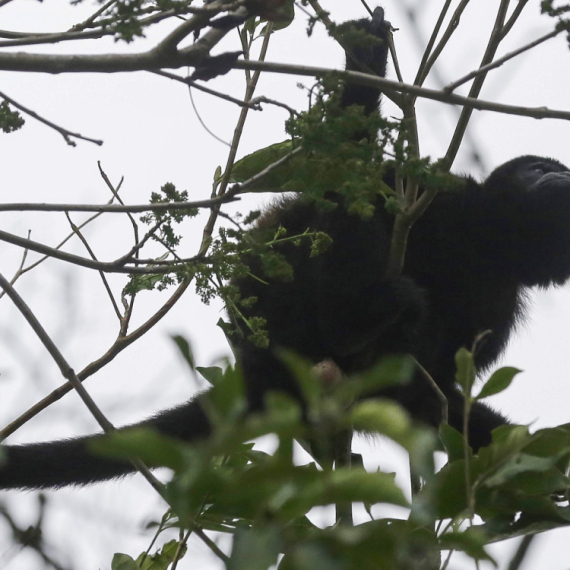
415,0 -> 472,89
234,60 -> 570,121
69,0 -> 117,32
21,210 -> 109,275
194,527 -> 230,564
507,535 -> 536,570
188,86 -> 231,147
444,0 -> 510,168
0,230 -> 30,301
0,499 -> 69,570
0,10 -> 179,48
0,89 -> 103,146
250,95 -> 298,116
387,30 -> 404,84
0,272 -> 115,431
413,0 -> 453,86
445,28 -> 561,93
500,0 -> 530,40
151,69 -> 261,109
0,227 -> 187,274
96,163 -> 137,333
0,278 -> 191,438
199,20 -> 274,255
64,212 -> 122,319
360,0 -> 373,17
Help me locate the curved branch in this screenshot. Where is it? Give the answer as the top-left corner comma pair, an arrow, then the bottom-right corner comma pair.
236,61 -> 570,121
0,277 -> 192,439
0,89 -> 103,146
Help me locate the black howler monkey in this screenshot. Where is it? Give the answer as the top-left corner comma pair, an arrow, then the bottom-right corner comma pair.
2,8 -> 570,490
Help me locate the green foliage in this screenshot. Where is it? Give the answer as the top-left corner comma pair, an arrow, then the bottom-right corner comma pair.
0,101 -> 24,133
141,182 -> 196,247
97,345 -> 570,569
541,0 -> 570,45
542,0 -> 570,18
112,539 -> 187,570
476,367 -> 521,400
123,182 -> 198,295
284,79 -> 395,217
229,140 -> 299,191
171,334 -> 195,369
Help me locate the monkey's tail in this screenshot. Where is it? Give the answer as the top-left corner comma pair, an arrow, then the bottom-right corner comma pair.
0,398 -> 210,490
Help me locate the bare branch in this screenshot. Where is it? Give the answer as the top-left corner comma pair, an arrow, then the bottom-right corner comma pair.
0,230 -> 30,301
414,0 -> 472,88
445,28 -> 562,93
0,278 -> 192,438
0,273 -> 165,493
0,272 -> 115,434
413,0 -> 453,86
0,10 -> 179,48
388,30 -> 404,84
501,0 -> 530,40
0,227 -> 194,274
199,20 -> 274,256
0,46 -> 566,124
444,0 -> 510,167
64,212 -> 122,320
69,0 -> 118,32
157,1 -> 247,52
0,89 -> 103,146
0,15 -> 236,73
151,69 -> 261,109
0,196 -> 240,214
236,60 -> 570,121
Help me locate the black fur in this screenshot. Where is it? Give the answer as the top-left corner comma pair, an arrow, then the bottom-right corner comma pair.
2,8 -> 570,489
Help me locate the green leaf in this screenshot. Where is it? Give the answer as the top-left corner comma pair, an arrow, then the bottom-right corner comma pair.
90,428 -> 186,471
171,335 -> 195,369
201,365 -> 247,422
476,367 -> 521,399
439,423 -> 470,462
278,351 -> 322,406
416,458 -> 483,519
213,165 -> 222,186
351,400 -> 411,444
229,140 -> 298,191
229,527 -> 281,570
484,453 -> 563,487
305,469 -> 409,509
112,553 -> 140,570
196,366 -> 224,386
439,530 -> 495,564
352,356 -> 415,396
455,347 -> 476,395
478,425 -> 531,470
479,517 -> 570,543
136,539 -> 186,570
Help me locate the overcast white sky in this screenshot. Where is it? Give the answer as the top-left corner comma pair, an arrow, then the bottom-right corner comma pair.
1,1 -> 570,569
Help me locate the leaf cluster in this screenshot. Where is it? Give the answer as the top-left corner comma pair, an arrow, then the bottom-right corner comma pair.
72,0 -> 195,42
95,343 -> 570,569
284,79 -> 397,218
0,101 -> 25,134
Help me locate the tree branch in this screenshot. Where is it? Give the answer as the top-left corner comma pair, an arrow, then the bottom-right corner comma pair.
0,89 -> 103,146
0,276 -> 191,439
445,28 -> 562,93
